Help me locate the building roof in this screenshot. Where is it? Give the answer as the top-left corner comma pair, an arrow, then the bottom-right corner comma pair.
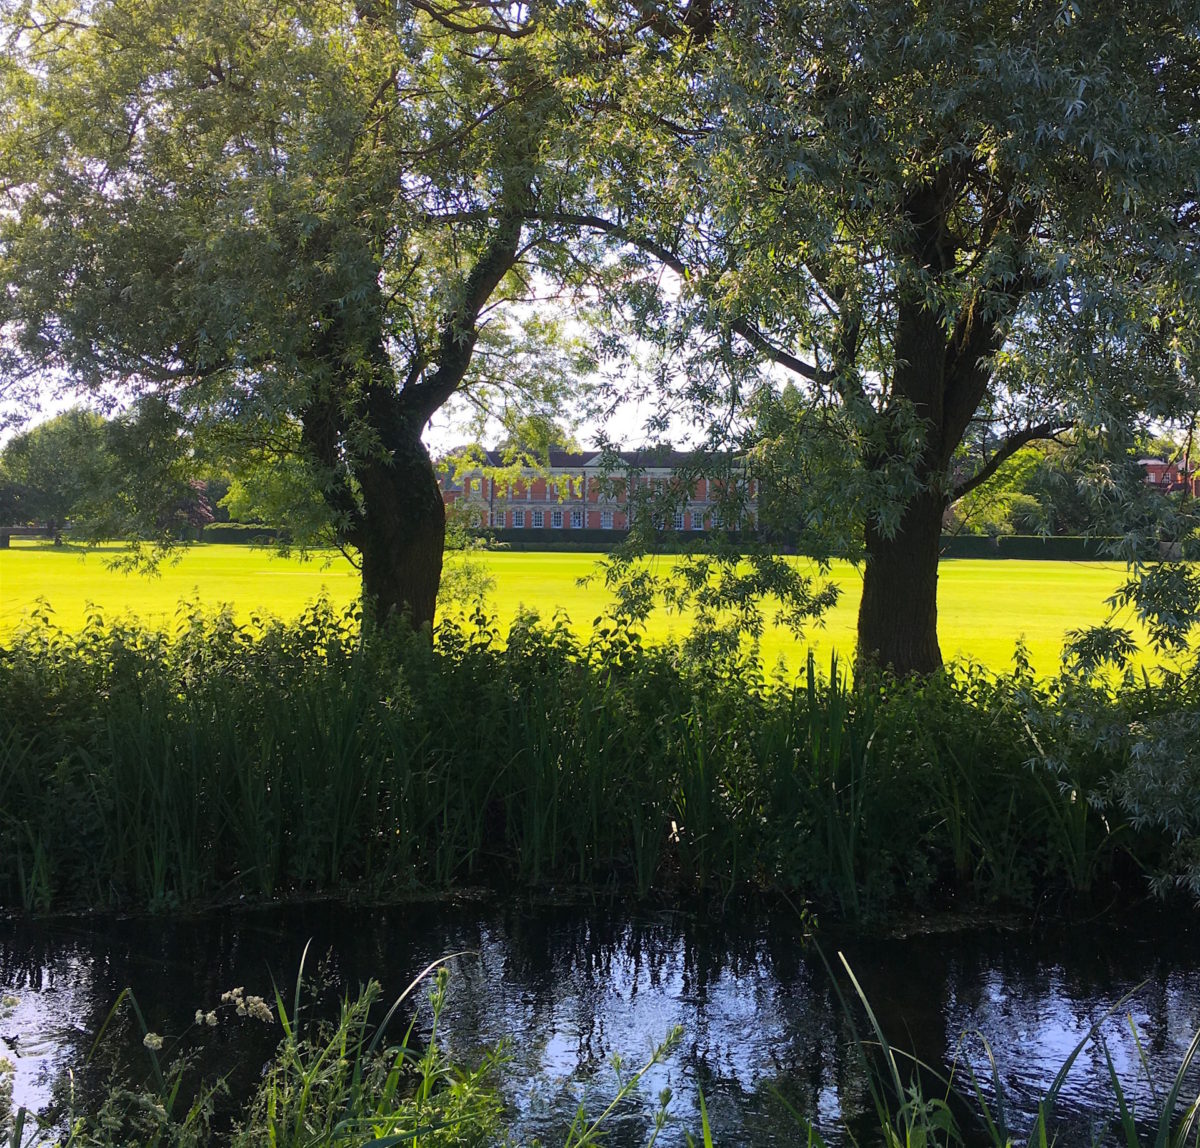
1138,457 -> 1197,472
444,446 -> 720,470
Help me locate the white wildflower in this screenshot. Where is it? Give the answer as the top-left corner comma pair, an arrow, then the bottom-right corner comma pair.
204,1011 -> 218,1027
0,1058 -> 12,1140
244,995 -> 273,1023
143,1032 -> 164,1051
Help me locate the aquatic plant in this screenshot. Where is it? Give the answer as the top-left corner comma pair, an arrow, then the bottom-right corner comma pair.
0,601 -> 1189,918
819,951 -> 1200,1148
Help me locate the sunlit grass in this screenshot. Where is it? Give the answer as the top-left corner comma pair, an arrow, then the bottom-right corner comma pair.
0,539 -> 1161,675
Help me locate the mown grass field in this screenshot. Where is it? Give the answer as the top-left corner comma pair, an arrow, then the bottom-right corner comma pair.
0,539 -> 1160,674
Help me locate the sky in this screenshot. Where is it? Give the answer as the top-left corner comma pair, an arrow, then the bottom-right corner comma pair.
1,368 -> 691,455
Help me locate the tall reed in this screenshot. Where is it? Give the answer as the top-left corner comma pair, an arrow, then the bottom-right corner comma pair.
0,601 -> 1182,918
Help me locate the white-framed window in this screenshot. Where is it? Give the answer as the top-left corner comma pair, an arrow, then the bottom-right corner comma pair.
571,510 -> 583,529
691,511 -> 704,530
492,510 -> 506,528
551,509 -> 563,528
513,509 -> 525,528
532,509 -> 544,528
673,511 -> 685,531
546,482 -> 554,501
601,510 -> 613,530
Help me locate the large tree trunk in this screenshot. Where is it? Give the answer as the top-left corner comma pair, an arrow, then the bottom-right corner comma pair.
857,490 -> 946,676
356,430 -> 446,630
855,293 -> 951,677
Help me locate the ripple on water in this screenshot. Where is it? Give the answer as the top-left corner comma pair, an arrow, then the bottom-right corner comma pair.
2,905 -> 1199,1146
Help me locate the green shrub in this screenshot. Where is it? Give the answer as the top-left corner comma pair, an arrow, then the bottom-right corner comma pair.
938,535 -> 1122,560
0,601 -> 1191,918
198,523 -> 282,544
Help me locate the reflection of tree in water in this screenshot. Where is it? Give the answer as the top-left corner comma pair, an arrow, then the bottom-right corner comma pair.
4,907 -> 1200,1145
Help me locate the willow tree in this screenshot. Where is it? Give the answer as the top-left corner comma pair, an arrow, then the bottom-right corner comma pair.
569,0 -> 1200,673
0,0 -> 599,625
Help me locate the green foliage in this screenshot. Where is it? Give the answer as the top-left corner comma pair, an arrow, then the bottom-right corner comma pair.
216,431 -> 334,550
1111,687 -> 1200,899
3,602 -> 1194,918
575,0 -> 1200,669
8,961 -> 508,1148
0,409 -> 111,528
0,403 -> 222,550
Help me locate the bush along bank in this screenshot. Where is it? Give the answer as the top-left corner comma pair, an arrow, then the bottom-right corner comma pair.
0,600 -> 1196,919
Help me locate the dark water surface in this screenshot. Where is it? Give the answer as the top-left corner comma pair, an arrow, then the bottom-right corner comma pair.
2,902 -> 1199,1144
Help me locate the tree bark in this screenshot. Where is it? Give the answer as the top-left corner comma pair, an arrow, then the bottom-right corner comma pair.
857,489 -> 946,676
854,288 -> 953,676
356,428 -> 447,629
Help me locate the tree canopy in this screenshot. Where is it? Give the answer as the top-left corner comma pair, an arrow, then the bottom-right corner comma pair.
0,0 -> 607,622
562,0 -> 1200,670
2,0 -> 1198,668
0,407 -> 109,528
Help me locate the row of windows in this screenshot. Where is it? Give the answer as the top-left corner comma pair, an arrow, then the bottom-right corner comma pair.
496,509 -> 594,529
490,510 -> 716,530
461,479 -> 585,500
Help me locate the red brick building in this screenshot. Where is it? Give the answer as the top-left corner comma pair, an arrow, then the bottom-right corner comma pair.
437,448 -> 755,532
1139,457 -> 1200,496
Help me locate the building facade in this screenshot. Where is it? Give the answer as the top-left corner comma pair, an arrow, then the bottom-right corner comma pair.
1139,457 -> 1200,496
437,449 -> 756,532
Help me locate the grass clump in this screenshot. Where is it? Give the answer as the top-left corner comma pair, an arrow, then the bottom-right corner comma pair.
5,957 -> 686,1148
6,957 -> 508,1148
0,601 -> 1195,919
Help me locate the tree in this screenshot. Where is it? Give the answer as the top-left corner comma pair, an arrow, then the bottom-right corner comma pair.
567,0 -> 1200,672
0,401 -> 222,542
0,407 -> 109,528
0,0 -> 597,626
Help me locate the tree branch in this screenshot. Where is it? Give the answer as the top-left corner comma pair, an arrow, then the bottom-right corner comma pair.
402,213 -> 525,422
951,421 -> 1070,501
403,0 -> 538,38
728,319 -> 820,382
535,211 -> 821,382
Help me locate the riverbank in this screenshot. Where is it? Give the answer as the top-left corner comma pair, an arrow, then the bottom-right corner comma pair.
3,602 -> 1197,920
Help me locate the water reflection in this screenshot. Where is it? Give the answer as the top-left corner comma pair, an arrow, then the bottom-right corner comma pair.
1,905 -> 1198,1145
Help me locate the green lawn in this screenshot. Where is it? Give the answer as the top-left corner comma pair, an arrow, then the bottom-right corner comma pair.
0,539 -> 1159,675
